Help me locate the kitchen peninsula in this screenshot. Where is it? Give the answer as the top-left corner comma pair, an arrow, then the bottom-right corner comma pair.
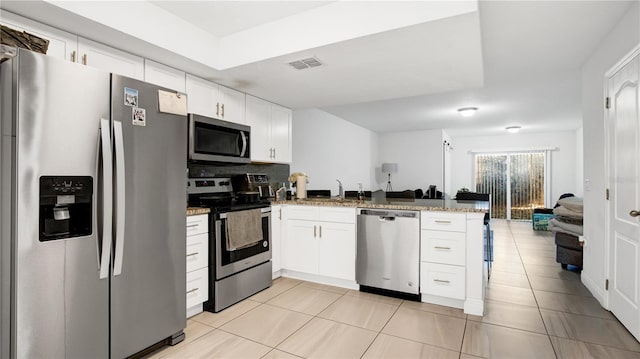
271,195 -> 488,316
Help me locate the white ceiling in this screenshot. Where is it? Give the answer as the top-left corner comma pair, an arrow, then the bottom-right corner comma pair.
149,1 -> 332,37
169,0 -> 632,137
2,1 -> 634,137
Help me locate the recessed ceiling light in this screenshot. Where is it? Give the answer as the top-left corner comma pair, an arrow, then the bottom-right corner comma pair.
506,126 -> 521,133
457,107 -> 478,117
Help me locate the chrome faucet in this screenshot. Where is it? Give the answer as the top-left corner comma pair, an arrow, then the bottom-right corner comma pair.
336,179 -> 344,199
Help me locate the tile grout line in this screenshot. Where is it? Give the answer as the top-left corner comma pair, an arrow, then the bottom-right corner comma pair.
507,221 -> 558,359
358,299 -> 407,359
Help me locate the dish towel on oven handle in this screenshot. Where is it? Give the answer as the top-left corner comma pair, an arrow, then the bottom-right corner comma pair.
226,208 -> 264,251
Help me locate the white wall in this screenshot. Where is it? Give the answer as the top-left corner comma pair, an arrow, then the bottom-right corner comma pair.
291,109 -> 378,195
377,129 -> 445,193
581,2 -> 639,306
450,131 -> 577,206
575,127 -> 584,197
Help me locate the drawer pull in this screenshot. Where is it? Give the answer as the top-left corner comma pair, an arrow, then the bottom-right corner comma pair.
186,224 -> 199,228
433,279 -> 450,284
186,288 -> 199,294
434,246 -> 451,250
434,220 -> 452,224
186,252 -> 199,257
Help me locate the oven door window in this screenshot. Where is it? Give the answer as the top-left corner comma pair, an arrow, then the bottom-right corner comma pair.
194,121 -> 243,157
219,215 -> 270,265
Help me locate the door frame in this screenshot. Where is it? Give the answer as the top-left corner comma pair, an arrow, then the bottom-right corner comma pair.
471,149 -> 552,219
603,43 -> 640,310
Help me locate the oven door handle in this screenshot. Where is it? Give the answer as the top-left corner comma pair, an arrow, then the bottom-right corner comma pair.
219,208 -> 271,219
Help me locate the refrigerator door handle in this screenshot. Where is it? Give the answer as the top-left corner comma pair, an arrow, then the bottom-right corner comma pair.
113,121 -> 126,276
99,118 -> 113,279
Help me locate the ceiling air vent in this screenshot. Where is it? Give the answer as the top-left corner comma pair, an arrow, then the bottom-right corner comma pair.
288,57 -> 323,70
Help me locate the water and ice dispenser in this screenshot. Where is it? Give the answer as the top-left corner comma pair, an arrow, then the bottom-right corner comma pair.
39,176 -> 93,241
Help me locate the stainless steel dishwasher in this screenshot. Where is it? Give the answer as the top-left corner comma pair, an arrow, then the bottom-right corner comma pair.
356,209 -> 420,295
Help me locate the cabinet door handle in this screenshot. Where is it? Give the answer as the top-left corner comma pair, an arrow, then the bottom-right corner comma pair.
221,103 -> 225,117
216,102 -> 220,116
186,252 -> 199,257
433,279 -> 450,284
273,147 -> 276,159
186,288 -> 199,294
434,246 -> 451,250
71,50 -> 76,62
314,225 -> 317,238
82,54 -> 87,65
434,220 -> 452,224
319,225 -> 322,238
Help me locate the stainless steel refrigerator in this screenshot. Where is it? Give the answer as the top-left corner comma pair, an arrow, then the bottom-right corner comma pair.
0,48 -> 187,358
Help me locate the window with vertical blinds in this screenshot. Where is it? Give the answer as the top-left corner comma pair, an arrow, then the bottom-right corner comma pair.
475,152 -> 545,219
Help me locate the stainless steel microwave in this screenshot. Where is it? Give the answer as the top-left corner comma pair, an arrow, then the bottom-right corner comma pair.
188,114 -> 251,163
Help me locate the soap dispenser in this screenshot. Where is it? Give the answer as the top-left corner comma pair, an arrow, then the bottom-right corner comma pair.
357,183 -> 365,201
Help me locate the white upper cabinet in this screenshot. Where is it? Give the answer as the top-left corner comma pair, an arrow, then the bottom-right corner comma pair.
186,74 -> 219,119
77,37 -> 144,80
0,10 -> 77,62
246,95 -> 271,161
144,60 -> 186,93
270,104 -> 292,163
245,95 -> 292,163
185,75 -> 245,124
218,85 -> 246,124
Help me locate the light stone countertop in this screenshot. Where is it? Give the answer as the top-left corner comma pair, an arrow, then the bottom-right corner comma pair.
187,207 -> 211,216
271,198 -> 488,213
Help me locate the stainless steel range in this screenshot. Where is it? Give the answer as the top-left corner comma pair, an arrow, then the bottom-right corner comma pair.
187,177 -> 272,312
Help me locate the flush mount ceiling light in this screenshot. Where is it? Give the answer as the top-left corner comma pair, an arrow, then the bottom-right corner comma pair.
457,107 -> 478,117
506,126 -> 521,133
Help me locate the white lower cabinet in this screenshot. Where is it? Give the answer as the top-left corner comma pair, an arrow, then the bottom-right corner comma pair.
270,205 -> 283,277
186,214 -> 209,318
420,262 -> 465,300
282,206 -> 356,283
420,211 -> 486,316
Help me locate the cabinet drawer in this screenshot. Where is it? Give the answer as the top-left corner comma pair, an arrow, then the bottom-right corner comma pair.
186,214 -> 208,236
421,212 -> 466,232
421,230 -> 466,266
420,262 -> 465,300
318,207 -> 356,224
186,233 -> 209,272
186,267 -> 208,308
286,205 -> 319,221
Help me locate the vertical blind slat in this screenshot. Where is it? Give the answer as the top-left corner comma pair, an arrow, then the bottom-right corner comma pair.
475,152 -> 545,220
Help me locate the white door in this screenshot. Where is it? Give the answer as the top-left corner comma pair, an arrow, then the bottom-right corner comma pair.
608,52 -> 640,340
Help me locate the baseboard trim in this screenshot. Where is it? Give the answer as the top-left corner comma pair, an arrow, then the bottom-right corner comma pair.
582,272 -> 607,308
464,298 -> 484,316
281,270 -> 358,290
421,293 -> 464,310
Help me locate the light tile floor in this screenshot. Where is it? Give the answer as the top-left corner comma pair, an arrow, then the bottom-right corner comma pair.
147,220 -> 640,358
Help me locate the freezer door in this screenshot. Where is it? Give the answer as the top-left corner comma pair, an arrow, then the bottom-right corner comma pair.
110,75 -> 187,358
8,49 -> 110,358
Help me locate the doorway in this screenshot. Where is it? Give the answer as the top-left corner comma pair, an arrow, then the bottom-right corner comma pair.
606,48 -> 640,341
475,152 -> 547,220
